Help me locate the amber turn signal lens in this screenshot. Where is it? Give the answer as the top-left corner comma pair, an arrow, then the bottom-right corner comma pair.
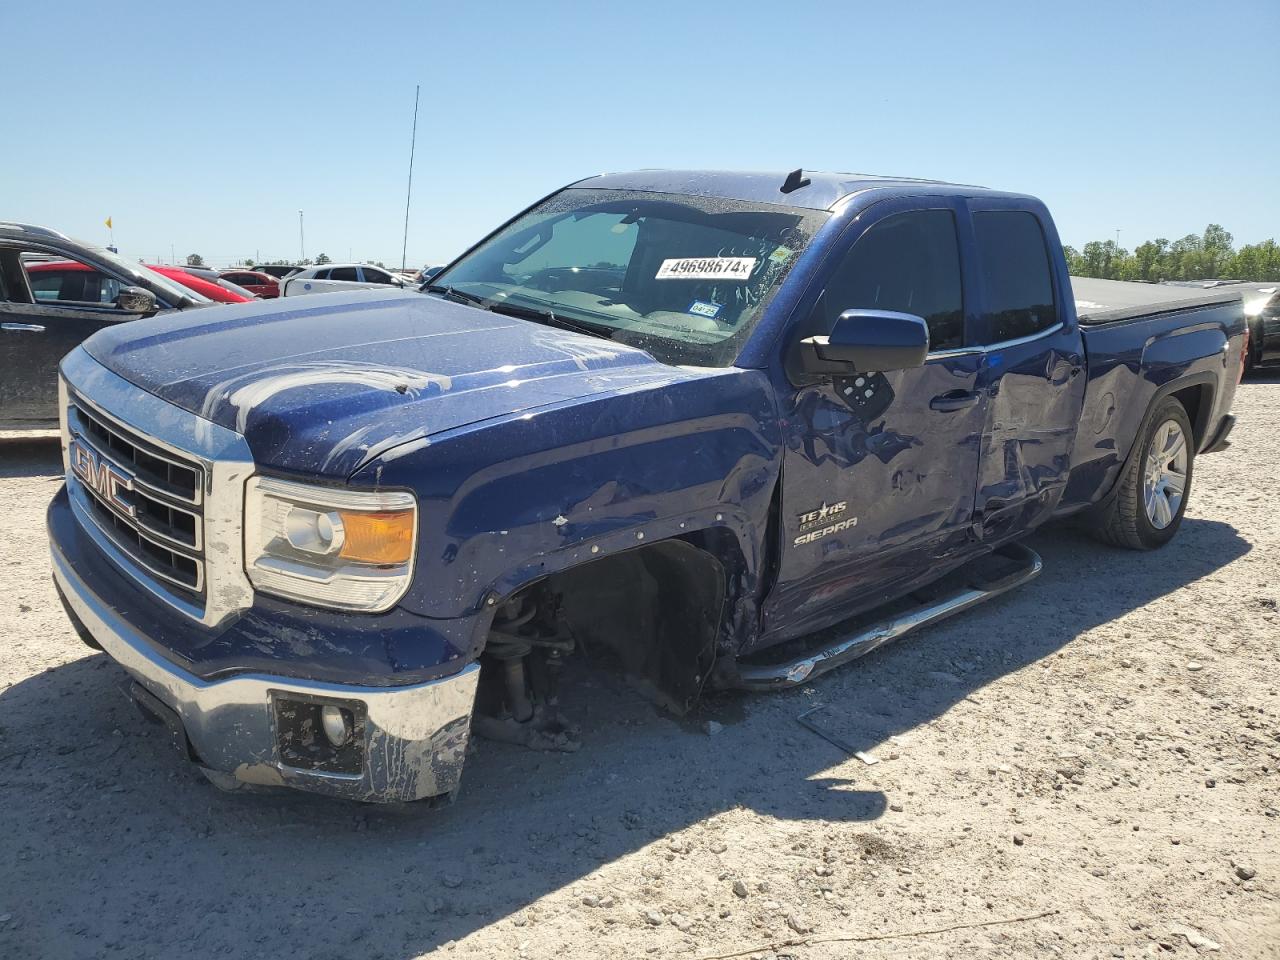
336,509 -> 415,565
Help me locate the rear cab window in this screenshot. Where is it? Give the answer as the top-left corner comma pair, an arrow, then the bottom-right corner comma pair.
973,211 -> 1057,343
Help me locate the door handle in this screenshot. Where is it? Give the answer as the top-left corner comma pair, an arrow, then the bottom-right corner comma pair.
1,322 -> 46,332
930,390 -> 981,412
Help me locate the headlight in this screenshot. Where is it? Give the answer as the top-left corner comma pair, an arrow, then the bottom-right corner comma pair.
244,476 -> 417,612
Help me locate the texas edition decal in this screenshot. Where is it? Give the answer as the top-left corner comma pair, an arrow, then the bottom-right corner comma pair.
793,501 -> 858,547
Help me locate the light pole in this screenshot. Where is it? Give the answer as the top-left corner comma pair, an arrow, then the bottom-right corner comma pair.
299,211 -> 305,263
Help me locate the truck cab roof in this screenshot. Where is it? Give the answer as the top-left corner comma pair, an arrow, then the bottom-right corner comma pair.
572,169 -> 1008,211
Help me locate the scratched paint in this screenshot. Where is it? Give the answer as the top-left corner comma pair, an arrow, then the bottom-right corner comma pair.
201,361 -> 454,434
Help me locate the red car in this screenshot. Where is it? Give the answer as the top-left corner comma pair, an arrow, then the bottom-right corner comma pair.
147,265 -> 252,303
219,268 -> 280,299
24,260 -> 252,305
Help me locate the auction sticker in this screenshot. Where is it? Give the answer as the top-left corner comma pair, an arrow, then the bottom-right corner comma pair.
655,257 -> 757,280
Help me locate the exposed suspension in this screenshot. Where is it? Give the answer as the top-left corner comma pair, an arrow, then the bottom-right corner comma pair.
473,593 -> 579,751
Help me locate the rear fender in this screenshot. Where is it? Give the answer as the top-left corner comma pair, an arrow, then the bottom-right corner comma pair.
1086,370 -> 1216,517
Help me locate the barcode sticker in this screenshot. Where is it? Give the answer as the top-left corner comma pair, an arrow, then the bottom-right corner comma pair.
655,257 -> 757,281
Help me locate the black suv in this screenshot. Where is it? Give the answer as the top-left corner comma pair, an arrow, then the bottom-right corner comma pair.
0,223 -> 210,425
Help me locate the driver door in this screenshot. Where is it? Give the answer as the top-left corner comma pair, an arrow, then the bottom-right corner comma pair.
762,199 -> 988,640
0,248 -> 148,423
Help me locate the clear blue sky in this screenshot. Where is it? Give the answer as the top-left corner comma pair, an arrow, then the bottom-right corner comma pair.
1,0 -> 1276,268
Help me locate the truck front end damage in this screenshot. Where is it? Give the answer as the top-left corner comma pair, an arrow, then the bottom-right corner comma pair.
48,347 -> 482,802
51,548 -> 477,800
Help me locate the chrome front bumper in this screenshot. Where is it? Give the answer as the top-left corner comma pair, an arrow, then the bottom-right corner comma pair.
51,542 -> 480,803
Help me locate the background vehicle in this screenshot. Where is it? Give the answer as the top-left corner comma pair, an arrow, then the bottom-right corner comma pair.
47,171 -> 1245,804
146,265 -> 254,304
1240,284 -> 1280,371
251,264 -> 303,280
1173,282 -> 1280,374
280,263 -> 411,296
211,276 -> 260,301
219,269 -> 280,298
157,265 -> 259,301
0,223 -> 209,424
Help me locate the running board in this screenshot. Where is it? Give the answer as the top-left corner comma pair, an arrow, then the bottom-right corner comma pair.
734,542 -> 1043,690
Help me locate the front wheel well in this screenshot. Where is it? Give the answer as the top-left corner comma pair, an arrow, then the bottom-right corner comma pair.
486,537 -> 732,714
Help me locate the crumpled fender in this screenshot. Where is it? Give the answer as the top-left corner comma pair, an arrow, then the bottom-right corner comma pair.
353,366 -> 782,659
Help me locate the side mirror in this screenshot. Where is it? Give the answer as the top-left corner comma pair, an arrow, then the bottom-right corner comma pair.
116,286 -> 159,316
798,309 -> 930,375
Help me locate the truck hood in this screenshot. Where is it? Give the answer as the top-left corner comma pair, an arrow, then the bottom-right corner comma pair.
83,290 -> 696,478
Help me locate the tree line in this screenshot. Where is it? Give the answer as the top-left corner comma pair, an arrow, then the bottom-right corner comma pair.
1064,225 -> 1280,283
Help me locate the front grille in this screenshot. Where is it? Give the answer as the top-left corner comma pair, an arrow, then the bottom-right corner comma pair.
77,407 -> 201,503
67,400 -> 206,596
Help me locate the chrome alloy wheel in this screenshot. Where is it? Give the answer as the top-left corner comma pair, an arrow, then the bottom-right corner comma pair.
1143,419 -> 1189,529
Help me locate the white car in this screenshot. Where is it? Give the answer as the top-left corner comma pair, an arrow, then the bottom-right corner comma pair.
279,263 -> 412,297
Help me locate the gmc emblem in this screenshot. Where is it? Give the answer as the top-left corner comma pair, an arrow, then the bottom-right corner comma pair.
70,439 -> 136,519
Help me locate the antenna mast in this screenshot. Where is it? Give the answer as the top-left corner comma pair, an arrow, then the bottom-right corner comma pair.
401,84 -> 421,273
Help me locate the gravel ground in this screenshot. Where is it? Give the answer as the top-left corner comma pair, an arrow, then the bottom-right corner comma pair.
0,380 -> 1277,960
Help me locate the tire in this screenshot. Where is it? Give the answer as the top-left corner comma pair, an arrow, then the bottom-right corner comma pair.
1093,397 -> 1194,550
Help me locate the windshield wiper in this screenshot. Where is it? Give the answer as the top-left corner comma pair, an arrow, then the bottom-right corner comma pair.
487,299 -> 616,341
425,284 -> 491,310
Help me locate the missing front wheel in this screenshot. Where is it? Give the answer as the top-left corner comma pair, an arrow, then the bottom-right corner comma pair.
473,595 -> 581,752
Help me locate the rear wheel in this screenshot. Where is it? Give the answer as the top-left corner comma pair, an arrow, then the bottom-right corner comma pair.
1093,398 -> 1194,550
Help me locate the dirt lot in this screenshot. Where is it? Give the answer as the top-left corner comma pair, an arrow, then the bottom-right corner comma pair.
1,380 -> 1277,960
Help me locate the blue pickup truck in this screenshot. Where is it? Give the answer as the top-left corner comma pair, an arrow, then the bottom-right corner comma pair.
47,170 -> 1246,803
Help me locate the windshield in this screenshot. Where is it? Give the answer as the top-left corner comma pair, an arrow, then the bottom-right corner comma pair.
429,188 -> 828,366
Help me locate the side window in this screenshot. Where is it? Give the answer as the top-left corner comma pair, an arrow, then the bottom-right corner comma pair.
21,259 -> 120,307
329,267 -> 359,282
973,211 -> 1057,343
361,267 -> 390,284
822,210 -> 964,350
27,269 -> 72,302
311,268 -> 330,280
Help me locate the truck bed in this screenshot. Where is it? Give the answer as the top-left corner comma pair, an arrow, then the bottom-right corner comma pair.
1061,286 -> 1245,514
1070,276 -> 1243,326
